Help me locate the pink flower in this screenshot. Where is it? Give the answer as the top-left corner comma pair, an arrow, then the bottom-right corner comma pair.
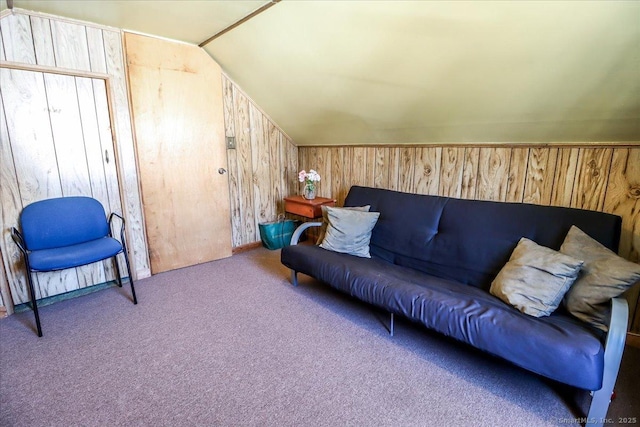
298,169 -> 321,183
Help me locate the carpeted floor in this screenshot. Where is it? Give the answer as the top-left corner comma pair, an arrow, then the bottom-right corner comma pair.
1,247 -> 638,427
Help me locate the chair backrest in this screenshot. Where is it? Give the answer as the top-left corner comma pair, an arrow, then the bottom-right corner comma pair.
20,197 -> 110,251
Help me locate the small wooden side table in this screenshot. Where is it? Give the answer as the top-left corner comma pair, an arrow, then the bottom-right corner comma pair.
284,196 -> 336,243
284,195 -> 336,219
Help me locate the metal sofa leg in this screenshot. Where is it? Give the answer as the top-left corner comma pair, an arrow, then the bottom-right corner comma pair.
390,313 -> 394,337
291,270 -> 298,287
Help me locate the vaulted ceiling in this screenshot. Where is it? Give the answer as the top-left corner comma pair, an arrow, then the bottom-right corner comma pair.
2,1 -> 639,145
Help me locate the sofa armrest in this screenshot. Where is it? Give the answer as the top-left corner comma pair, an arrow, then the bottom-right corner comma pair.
586,296 -> 629,427
290,222 -> 322,245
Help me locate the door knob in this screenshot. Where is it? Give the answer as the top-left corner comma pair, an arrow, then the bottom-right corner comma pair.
218,168 -> 227,174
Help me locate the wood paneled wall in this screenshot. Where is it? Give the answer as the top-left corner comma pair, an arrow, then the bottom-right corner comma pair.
221,75 -> 298,248
299,144 -> 640,330
0,10 -> 150,311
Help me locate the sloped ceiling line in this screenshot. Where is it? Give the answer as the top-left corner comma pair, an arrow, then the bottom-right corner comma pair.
199,0 -> 280,47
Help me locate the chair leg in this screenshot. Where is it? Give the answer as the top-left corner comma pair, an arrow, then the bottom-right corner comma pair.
113,257 -> 124,288
120,250 -> 137,305
25,271 -> 43,337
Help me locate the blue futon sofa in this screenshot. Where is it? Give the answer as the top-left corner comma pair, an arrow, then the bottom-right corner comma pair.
281,186 -> 630,427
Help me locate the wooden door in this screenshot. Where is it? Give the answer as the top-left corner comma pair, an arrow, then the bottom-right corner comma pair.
125,33 -> 232,273
0,67 -> 125,304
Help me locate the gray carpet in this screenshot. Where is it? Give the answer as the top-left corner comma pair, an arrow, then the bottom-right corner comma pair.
1,248 -> 638,427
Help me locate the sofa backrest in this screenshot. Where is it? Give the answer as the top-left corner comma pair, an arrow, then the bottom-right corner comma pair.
344,186 -> 622,290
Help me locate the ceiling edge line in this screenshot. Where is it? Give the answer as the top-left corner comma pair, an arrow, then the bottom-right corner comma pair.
198,0 -> 281,47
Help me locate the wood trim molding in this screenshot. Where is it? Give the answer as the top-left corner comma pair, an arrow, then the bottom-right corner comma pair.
120,30 -> 151,280
0,60 -> 110,80
300,141 -> 640,149
198,0 -> 282,47
232,241 -> 263,255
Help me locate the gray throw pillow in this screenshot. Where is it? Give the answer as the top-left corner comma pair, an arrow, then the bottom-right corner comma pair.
319,206 -> 380,258
561,226 -> 640,331
316,205 -> 370,245
490,238 -> 584,317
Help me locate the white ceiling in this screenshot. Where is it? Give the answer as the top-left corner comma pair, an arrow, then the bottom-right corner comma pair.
1,0 -> 267,44
3,1 -> 639,145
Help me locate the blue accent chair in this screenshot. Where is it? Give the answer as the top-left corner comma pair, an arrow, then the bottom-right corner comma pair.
11,197 -> 138,337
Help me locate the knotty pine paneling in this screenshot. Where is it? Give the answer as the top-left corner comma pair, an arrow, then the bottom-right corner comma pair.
0,13 -> 36,64
222,74 -> 298,247
477,147 -> 511,201
0,262 -> 7,314
551,148 -> 580,207
460,147 -> 480,199
101,29 -> 148,278
571,148 -> 613,211
298,144 -> 640,331
524,147 -> 558,205
232,85 -> 256,246
0,86 -> 20,315
505,147 -> 529,202
0,10 -> 150,310
30,16 -> 55,66
413,147 -> 441,196
0,27 -> 4,60
438,147 -> 465,198
250,103 -> 271,231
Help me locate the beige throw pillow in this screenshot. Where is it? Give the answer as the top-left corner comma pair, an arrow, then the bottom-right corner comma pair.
316,205 -> 370,245
319,206 -> 380,258
560,226 -> 640,331
490,238 -> 583,317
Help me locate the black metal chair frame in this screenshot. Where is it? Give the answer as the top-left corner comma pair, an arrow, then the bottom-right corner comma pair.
11,212 -> 137,337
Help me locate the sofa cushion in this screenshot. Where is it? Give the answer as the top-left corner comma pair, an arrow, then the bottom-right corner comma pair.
561,226 -> 640,331
281,244 -> 605,390
316,205 -> 370,245
319,207 -> 380,258
490,238 -> 583,317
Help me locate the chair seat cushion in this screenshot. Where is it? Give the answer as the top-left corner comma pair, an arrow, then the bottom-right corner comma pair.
28,237 -> 122,271
281,244 -> 605,390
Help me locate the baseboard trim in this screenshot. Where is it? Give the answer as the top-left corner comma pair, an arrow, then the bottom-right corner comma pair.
136,267 -> 151,280
232,241 -> 263,254
12,280 -> 122,313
